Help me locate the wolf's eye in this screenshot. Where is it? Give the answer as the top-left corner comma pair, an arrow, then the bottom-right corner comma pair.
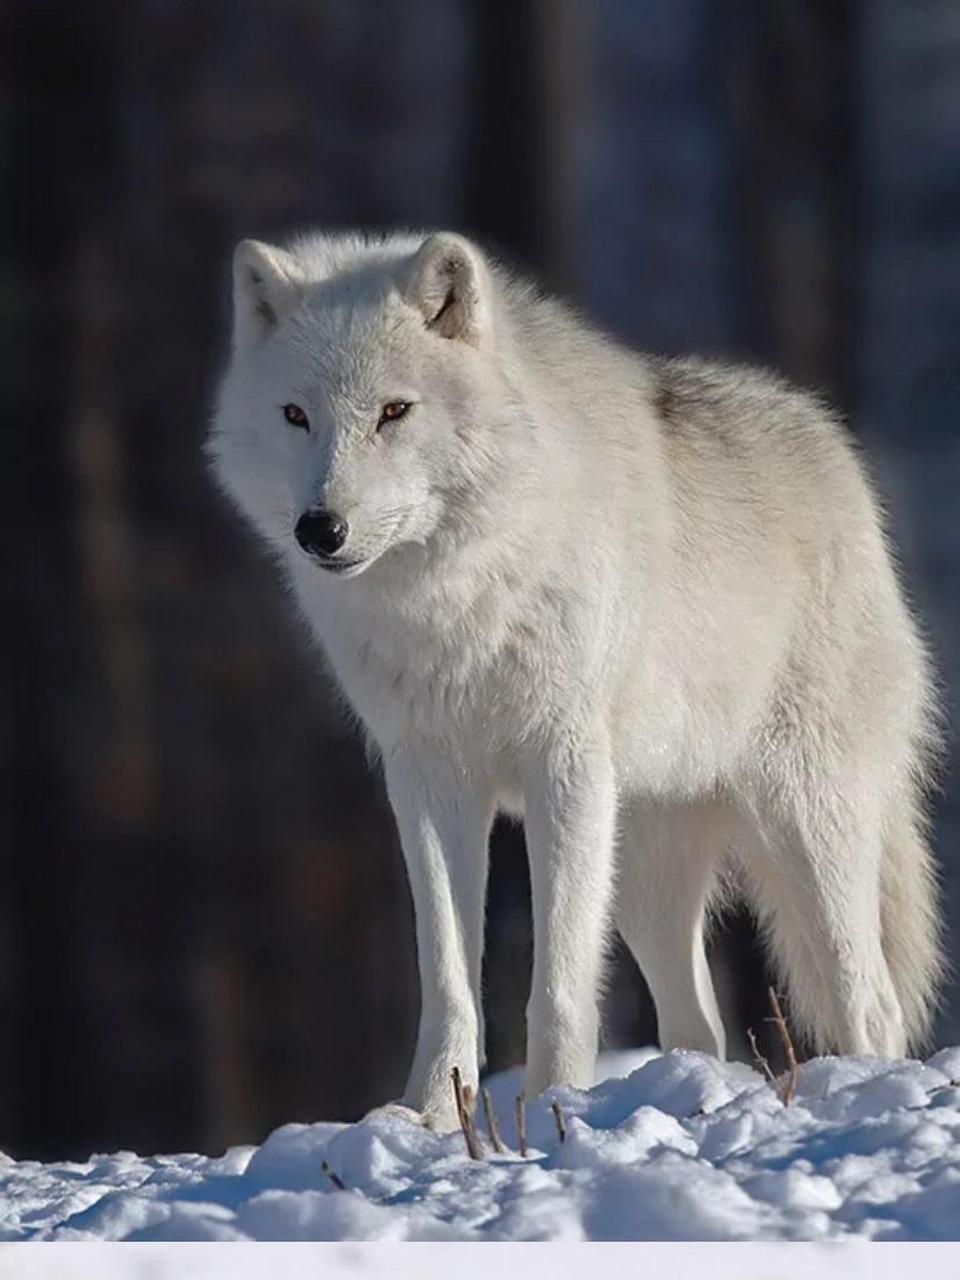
282,403 -> 309,430
377,401 -> 411,430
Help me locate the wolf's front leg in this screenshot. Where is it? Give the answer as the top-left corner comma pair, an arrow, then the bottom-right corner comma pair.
522,733 -> 617,1096
384,750 -> 492,1131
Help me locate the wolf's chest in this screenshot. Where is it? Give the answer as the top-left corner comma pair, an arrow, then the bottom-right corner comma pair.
323,605 -> 546,756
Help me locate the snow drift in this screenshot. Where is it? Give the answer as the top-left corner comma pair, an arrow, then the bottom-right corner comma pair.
3,1048 -> 960,1241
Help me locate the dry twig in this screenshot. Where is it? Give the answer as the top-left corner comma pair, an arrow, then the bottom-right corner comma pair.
514,1093 -> 528,1158
321,1160 -> 346,1191
746,1025 -> 779,1089
451,1066 -> 483,1160
766,987 -> 800,1105
550,1100 -> 566,1144
481,1086 -> 506,1155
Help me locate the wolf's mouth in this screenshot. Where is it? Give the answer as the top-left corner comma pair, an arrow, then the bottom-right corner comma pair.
314,556 -> 368,576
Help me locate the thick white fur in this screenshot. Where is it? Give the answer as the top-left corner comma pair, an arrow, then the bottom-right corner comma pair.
208,229 -> 943,1130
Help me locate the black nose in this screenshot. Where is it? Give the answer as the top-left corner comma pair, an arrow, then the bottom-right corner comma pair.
295,510 -> 349,557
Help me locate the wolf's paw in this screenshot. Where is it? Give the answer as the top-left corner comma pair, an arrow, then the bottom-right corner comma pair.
420,1102 -> 463,1134
364,1097 -> 462,1134
362,1100 -> 427,1127
399,1089 -> 463,1134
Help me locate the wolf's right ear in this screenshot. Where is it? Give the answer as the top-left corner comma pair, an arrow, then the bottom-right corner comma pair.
232,239 -> 303,347
403,233 -> 491,346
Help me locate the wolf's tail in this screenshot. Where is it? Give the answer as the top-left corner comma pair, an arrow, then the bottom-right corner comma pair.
880,793 -> 945,1052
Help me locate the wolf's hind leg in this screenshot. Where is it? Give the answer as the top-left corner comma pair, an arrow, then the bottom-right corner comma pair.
616,798 -> 730,1058
743,778 -> 906,1058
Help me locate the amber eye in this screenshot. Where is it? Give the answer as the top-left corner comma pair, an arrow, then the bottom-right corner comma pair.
377,401 -> 411,429
282,403 -> 309,430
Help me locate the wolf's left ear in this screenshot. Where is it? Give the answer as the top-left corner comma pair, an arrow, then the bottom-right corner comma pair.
403,233 -> 491,346
232,239 -> 303,347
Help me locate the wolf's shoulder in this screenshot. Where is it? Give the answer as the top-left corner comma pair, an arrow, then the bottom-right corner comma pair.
644,354 -> 852,456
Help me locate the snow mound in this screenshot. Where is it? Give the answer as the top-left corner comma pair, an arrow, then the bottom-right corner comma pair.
3,1047 -> 960,1241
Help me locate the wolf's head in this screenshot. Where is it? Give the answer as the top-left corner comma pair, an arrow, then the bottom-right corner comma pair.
209,231 -> 524,581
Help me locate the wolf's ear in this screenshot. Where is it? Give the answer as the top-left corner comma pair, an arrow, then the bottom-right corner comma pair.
403,233 -> 490,345
232,239 -> 303,347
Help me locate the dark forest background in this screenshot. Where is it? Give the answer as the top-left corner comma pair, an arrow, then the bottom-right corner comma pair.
2,0 -> 958,1160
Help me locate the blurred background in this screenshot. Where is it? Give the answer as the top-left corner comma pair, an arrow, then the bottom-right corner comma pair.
2,0 -> 958,1160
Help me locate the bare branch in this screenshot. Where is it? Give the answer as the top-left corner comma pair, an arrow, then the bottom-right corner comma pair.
451,1066 -> 483,1160
514,1093 -> 528,1158
747,1025 -> 779,1089
481,1086 -> 506,1155
321,1160 -> 345,1191
766,987 -> 800,1105
550,1100 -> 566,1144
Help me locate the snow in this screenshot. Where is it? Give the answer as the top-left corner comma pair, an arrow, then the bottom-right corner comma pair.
3,1048 -> 960,1242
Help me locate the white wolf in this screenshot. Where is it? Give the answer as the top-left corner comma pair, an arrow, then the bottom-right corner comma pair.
208,228 -> 942,1130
